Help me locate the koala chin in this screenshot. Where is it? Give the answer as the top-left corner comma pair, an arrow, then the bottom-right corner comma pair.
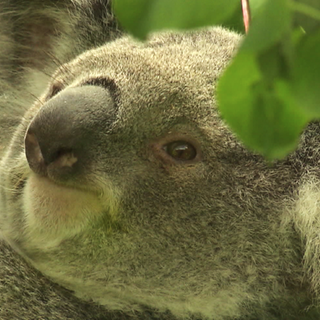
1,1 -> 320,320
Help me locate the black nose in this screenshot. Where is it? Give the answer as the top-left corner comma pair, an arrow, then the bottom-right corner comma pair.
25,85 -> 115,180
25,130 -> 79,177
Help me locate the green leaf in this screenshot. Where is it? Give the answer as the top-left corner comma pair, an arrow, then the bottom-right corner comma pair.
113,0 -> 239,39
292,0 -> 320,33
242,0 -> 291,52
250,0 -> 268,19
222,5 -> 245,34
217,51 -> 309,160
216,0 -> 311,159
217,52 -> 262,144
292,30 -> 320,117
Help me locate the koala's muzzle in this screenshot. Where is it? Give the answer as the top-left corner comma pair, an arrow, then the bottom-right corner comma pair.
25,85 -> 115,180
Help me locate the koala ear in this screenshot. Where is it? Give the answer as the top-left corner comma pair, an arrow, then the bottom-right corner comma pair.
0,0 -> 119,147
10,9 -> 64,71
289,178 -> 320,298
2,0 -> 119,75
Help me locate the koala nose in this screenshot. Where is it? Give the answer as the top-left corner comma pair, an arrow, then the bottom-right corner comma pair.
25,130 -> 79,178
25,85 -> 115,180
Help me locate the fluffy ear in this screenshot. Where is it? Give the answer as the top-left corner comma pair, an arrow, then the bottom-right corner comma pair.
289,176 -> 320,299
0,0 -> 120,154
0,0 -> 120,80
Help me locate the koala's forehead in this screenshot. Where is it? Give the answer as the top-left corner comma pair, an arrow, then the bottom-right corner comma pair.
57,27 -> 241,93
50,28 -> 241,130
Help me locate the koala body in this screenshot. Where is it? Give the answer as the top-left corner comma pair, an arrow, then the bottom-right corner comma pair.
1,1 -> 320,319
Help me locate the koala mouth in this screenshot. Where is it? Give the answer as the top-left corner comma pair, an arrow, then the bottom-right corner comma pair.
22,126 -> 113,234
22,173 -> 105,237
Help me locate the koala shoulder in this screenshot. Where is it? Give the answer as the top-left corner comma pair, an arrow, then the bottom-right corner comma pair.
0,241 -> 115,319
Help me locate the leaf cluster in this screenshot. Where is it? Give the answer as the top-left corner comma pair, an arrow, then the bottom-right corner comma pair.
114,0 -> 320,160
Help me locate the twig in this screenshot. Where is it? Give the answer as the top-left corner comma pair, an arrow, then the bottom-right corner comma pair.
241,0 -> 251,33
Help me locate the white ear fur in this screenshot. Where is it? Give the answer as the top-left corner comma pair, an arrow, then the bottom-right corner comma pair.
290,175 -> 320,297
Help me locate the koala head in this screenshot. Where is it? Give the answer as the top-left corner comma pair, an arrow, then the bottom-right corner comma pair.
1,27 -> 319,319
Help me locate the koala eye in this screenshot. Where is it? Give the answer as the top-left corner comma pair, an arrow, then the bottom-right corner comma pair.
164,141 -> 197,161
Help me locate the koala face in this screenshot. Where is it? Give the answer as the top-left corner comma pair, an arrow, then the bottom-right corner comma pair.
0,28 -> 318,319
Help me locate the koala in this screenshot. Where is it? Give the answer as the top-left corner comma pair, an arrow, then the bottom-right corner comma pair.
1,1 -> 320,319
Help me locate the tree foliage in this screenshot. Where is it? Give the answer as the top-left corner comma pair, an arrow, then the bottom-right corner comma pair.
114,0 -> 320,160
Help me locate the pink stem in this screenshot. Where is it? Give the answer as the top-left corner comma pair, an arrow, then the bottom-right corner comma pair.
241,0 -> 251,33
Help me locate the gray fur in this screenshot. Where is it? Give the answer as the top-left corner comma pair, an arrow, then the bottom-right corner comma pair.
1,1 -> 320,319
